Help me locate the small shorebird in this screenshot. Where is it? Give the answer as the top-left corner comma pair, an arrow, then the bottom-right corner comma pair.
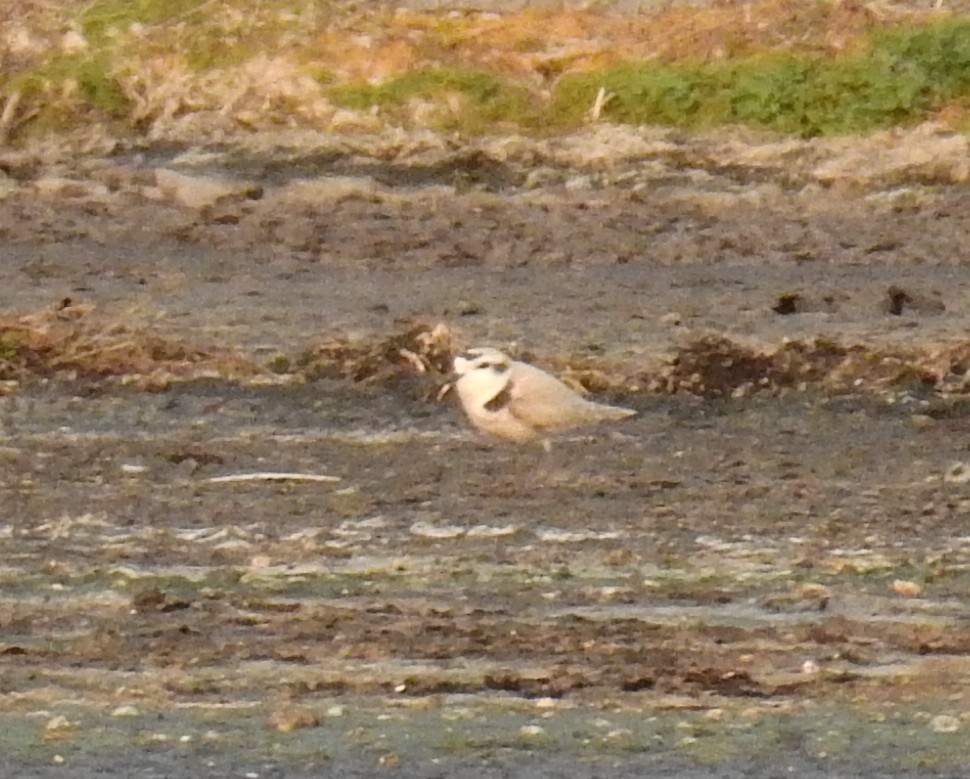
452,347 -> 635,444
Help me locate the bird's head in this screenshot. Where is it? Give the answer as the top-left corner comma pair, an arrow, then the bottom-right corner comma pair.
453,347 -> 513,378
452,347 -> 515,410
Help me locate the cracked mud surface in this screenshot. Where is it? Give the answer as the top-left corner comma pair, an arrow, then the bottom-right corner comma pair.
2,141 -> 970,778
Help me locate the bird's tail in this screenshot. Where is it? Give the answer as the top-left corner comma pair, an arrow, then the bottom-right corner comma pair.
590,401 -> 636,420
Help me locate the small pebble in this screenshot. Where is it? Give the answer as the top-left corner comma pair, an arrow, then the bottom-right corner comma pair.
45,715 -> 73,731
944,462 -> 970,484
267,707 -> 319,732
929,714 -> 960,734
891,580 -> 923,597
659,311 -> 682,326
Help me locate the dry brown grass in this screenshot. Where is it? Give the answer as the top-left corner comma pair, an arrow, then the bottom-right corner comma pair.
329,0 -> 900,81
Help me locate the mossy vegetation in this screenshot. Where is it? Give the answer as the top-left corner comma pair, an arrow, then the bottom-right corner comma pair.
321,16 -> 970,137
80,0 -> 207,45
5,54 -> 129,135
554,17 -> 970,136
82,0 -> 298,71
327,66 -> 543,134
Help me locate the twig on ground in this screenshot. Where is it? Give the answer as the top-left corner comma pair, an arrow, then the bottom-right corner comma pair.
0,90 -> 21,145
589,87 -> 614,122
206,472 -> 341,483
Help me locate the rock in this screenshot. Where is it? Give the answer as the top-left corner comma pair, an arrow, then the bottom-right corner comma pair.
929,714 -> 960,734
33,177 -> 106,199
4,24 -> 46,56
890,580 -> 923,597
154,168 -> 256,209
943,462 -> 970,484
61,30 -> 88,53
0,175 -> 17,200
540,124 -> 677,168
880,285 -> 945,316
267,708 -> 320,732
799,582 -> 832,601
329,108 -> 383,133
772,291 -> 844,315
564,174 -> 594,191
271,176 -> 379,206
45,715 -> 74,732
659,311 -> 683,326
910,414 -> 934,430
522,167 -> 563,189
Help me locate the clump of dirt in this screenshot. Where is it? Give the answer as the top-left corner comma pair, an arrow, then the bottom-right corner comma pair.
658,336 -> 939,398
662,336 -> 782,398
0,299 -> 260,391
296,320 -> 454,391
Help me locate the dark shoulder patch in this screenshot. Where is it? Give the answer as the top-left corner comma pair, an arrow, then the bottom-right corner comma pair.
484,382 -> 513,412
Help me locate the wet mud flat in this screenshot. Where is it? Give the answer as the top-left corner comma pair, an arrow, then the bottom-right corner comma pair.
2,381 -> 970,777
2,137 -> 970,776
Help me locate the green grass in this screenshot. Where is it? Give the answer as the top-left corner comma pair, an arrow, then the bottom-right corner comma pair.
80,0 -> 208,45
9,53 -> 130,128
83,0 -> 290,71
0,329 -> 21,357
322,18 -> 970,137
326,66 -> 543,134
553,17 -> 970,136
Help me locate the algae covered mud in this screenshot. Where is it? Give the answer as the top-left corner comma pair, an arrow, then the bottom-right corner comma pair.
3,377 -> 970,777
3,0 -> 970,776
2,372 -> 970,778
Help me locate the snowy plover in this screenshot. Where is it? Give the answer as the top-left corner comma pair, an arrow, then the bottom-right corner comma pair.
452,347 -> 635,443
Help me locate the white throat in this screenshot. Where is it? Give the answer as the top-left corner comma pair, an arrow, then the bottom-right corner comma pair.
454,355 -> 511,410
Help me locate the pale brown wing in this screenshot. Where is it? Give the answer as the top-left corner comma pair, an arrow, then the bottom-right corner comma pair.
505,362 -> 628,430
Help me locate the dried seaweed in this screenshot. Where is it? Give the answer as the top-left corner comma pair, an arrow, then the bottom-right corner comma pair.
0,300 -> 259,391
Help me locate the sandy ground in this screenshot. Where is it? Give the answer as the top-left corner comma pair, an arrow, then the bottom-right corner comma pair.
1,134 -> 970,777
